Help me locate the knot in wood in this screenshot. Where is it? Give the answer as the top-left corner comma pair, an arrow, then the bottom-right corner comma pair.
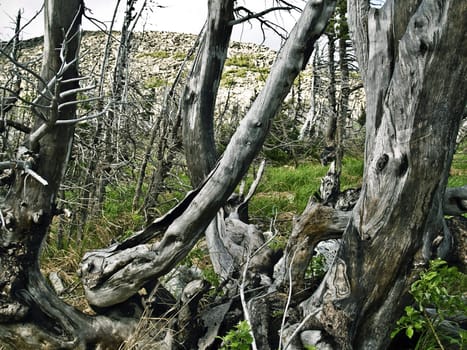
376,154 -> 389,172
398,153 -> 409,177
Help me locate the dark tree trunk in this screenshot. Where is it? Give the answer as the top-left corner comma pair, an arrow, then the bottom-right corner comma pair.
324,33 -> 337,150
0,1 -> 136,348
335,0 -> 349,172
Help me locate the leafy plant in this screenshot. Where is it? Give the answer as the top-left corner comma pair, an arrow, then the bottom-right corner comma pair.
305,254 -> 327,280
219,320 -> 253,350
391,259 -> 467,350
304,346 -> 317,350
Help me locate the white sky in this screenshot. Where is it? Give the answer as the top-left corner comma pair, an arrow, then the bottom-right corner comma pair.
0,0 -> 303,49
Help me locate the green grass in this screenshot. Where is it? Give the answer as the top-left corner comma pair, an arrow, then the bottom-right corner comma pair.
137,50 -> 191,61
448,143 -> 467,187
225,54 -> 256,68
144,76 -> 169,89
249,157 -> 364,220
221,53 -> 270,86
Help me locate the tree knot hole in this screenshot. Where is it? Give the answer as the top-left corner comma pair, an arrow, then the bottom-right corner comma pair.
398,153 -> 409,177
414,18 -> 425,29
419,40 -> 429,55
86,262 -> 95,273
376,154 -> 389,172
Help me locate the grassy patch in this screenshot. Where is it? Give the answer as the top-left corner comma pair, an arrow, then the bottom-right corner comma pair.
139,50 -> 170,59
144,76 -> 168,89
448,142 -> 467,187
225,54 -> 256,68
250,157 -> 364,221
340,157 -> 364,190
221,53 -> 270,86
137,50 -> 190,61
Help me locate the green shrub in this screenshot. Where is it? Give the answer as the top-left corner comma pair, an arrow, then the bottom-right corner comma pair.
391,259 -> 467,349
219,320 -> 253,350
305,254 -> 327,280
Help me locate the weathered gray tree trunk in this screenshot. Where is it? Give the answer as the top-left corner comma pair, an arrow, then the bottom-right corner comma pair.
0,1 -> 137,348
182,0 -> 234,187
290,1 -> 467,349
299,43 -> 321,140
179,0 -> 236,278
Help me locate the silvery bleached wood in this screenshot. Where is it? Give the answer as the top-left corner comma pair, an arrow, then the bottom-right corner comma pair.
295,1 -> 467,349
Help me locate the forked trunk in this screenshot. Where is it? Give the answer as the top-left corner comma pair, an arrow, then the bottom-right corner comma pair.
292,1 -> 467,349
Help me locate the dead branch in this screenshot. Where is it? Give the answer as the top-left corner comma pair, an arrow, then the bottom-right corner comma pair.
230,6 -> 294,26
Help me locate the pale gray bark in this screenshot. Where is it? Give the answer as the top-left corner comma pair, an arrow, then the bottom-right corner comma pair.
182,0 -> 234,187
180,0 -> 236,278
299,44 -> 321,140
293,1 -> 467,349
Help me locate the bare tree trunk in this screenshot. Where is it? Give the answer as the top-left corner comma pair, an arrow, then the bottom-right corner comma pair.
136,36 -> 198,219
335,0 -> 349,172
324,33 -> 337,148
292,1 -> 467,349
181,0 -> 234,186
74,1 -> 121,243
0,2 -> 139,348
299,42 -> 321,141
179,0 -> 236,279
95,0 -> 142,214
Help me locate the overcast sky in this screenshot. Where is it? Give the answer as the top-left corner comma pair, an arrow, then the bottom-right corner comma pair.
0,0 -> 303,49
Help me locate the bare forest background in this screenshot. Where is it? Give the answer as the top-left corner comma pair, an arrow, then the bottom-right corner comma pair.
0,0 -> 466,349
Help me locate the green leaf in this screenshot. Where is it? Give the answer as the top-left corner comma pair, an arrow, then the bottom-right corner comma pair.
390,329 -> 401,339
406,326 -> 414,339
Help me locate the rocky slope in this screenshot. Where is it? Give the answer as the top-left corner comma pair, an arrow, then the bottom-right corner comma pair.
2,30 -> 312,116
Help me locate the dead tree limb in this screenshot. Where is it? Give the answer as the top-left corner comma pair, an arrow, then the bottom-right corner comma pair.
79,0 -> 337,308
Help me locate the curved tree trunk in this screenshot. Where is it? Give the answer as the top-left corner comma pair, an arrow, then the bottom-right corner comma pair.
79,0 -> 336,309
292,1 -> 467,349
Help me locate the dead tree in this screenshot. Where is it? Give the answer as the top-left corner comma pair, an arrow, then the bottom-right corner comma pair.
1,0 -> 465,349
0,0 -> 337,348
0,1 -> 140,349
283,1 -> 467,349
